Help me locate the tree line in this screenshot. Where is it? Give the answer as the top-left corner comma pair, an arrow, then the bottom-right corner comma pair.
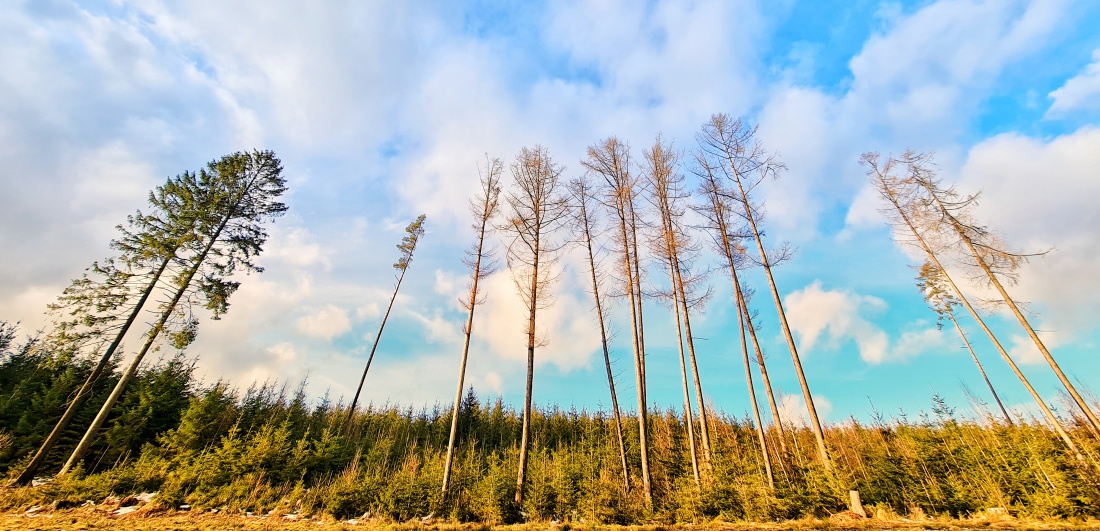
1,114 -> 1098,522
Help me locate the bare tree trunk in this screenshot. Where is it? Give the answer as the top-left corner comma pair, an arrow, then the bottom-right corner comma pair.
646,137 -> 712,469
738,290 -> 774,489
515,239 -> 539,504
870,159 -> 1090,466
697,166 -> 788,456
669,257 -> 701,484
947,311 -> 1014,426
739,284 -> 788,455
701,116 -> 831,471
733,174 -> 831,471
948,211 -> 1100,439
12,258 -> 171,486
673,260 -> 712,468
505,146 -> 568,505
585,138 -> 651,503
442,161 -> 500,495
930,250 -> 1086,465
574,179 -> 630,491
590,250 -> 631,492
346,266 -> 408,428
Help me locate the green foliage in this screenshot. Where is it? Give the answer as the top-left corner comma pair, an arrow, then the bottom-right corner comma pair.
1,342 -> 1097,523
394,214 -> 427,271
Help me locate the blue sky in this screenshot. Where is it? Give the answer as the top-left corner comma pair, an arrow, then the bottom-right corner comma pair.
2,0 -> 1100,426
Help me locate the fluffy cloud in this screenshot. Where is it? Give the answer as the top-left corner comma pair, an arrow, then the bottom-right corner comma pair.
2,0 -> 1097,414
957,128 -> 1100,338
785,281 -> 890,363
785,281 -> 945,364
1048,48 -> 1100,114
473,255 -> 602,373
296,304 -> 352,341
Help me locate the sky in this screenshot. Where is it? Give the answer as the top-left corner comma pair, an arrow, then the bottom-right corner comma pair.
2,0 -> 1100,427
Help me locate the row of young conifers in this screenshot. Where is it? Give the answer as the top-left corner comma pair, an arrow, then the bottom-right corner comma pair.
1,113 -> 1097,522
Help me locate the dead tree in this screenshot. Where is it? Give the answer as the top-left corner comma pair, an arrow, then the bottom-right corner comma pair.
502,146 -> 570,504
582,137 -> 653,504
698,114 -> 832,472
570,174 -> 631,492
907,154 -> 1100,439
442,157 -> 502,495
643,136 -> 713,476
865,152 -> 1089,466
695,152 -> 789,460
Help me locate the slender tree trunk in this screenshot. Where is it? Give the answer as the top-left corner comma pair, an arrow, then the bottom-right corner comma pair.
930,250 -> 1087,466
61,211 -> 234,475
879,180 -> 1090,466
515,231 -> 540,504
622,198 -> 652,503
947,311 -> 1014,426
442,244 -> 487,495
628,200 -> 648,411
739,291 -> 774,489
588,140 -> 651,503
669,257 -> 701,485
12,257 -> 171,485
577,198 -> 630,491
673,259 -> 712,468
944,209 -> 1100,439
346,266 -> 408,428
729,170 -> 831,471
705,187 -> 788,456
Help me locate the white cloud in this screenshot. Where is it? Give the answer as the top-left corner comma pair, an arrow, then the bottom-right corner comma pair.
785,281 -> 889,364
434,269 -> 461,299
265,226 -> 330,270
957,128 -> 1100,338
483,371 -> 504,396
846,0 -> 1065,143
778,393 -> 833,428
785,281 -> 946,364
1048,48 -> 1100,114
894,327 -> 947,360
296,304 -> 352,341
473,258 -> 602,372
409,308 -> 463,346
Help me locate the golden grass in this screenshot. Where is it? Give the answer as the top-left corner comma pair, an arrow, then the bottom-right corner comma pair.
2,508 -> 1099,531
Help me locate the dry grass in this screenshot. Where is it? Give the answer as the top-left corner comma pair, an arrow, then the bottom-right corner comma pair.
2,508 -> 1099,531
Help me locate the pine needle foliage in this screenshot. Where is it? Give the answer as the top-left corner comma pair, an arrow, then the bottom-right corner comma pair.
2,332 -> 1098,523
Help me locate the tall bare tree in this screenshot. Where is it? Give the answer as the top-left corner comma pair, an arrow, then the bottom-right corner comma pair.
569,175 -> 630,492
502,146 -> 570,504
643,136 -> 713,473
918,261 -> 1014,426
865,152 -> 1089,465
698,114 -> 832,471
906,155 -> 1100,439
442,158 -> 502,495
346,214 -> 427,427
582,137 -> 652,503
738,290 -> 775,489
695,158 -> 788,457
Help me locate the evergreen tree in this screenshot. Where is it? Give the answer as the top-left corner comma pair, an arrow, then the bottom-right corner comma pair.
59,150 -> 287,474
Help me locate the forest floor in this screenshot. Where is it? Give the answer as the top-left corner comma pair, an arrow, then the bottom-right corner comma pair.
2,507 -> 1099,531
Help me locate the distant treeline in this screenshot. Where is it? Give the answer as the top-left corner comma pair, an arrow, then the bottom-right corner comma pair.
1,330 -> 1097,523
